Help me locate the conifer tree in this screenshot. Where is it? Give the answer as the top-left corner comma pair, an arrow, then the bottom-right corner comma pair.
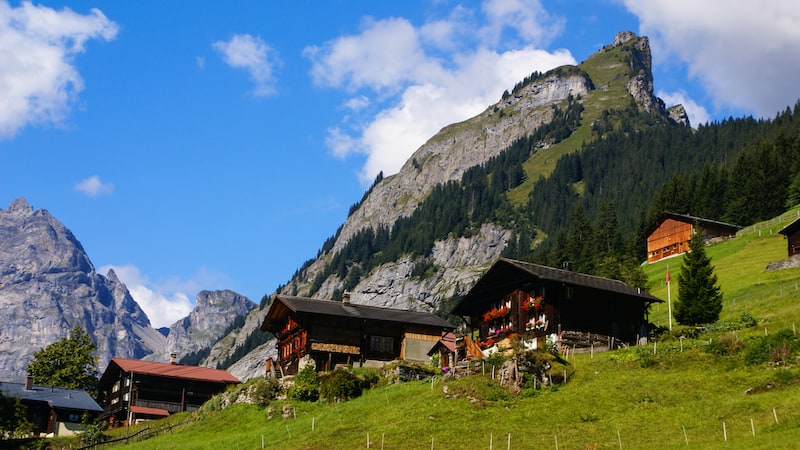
675,231 -> 723,325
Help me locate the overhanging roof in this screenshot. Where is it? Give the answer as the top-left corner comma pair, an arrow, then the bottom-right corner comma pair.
0,382 -> 102,412
779,216 -> 800,236
130,405 -> 170,417
104,358 -> 240,384
452,258 -> 661,316
261,294 -> 454,333
646,212 -> 740,237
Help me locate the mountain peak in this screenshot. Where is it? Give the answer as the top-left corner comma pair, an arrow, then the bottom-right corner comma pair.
5,197 -> 34,217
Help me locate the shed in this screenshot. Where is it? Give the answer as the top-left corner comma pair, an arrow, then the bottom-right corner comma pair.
646,212 -> 740,263
451,258 -> 661,353
260,294 -> 454,375
0,377 -> 103,437
96,358 -> 240,426
778,217 -> 800,256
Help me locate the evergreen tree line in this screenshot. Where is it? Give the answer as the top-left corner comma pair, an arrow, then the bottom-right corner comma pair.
306,98 -> 586,296
649,108 -> 800,228
527,102 -> 800,262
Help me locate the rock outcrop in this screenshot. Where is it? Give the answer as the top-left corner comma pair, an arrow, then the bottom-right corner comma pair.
146,289 -> 256,364
0,198 -> 166,382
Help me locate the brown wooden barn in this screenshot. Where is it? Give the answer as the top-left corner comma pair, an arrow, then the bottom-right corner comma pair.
646,212 -> 740,263
260,294 -> 454,375
451,258 -> 661,353
778,217 -> 800,257
97,358 -> 240,426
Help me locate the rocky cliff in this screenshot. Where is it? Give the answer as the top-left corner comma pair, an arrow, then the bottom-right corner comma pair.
275,32 -> 684,312
147,289 -> 256,364
0,198 -> 166,382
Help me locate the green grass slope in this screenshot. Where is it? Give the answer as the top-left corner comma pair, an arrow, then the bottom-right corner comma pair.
110,212 -> 800,450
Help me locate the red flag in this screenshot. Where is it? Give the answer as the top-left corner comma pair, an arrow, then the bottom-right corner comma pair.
666,267 -> 671,283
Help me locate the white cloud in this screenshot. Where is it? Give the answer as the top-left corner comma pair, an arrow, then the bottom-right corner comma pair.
101,264 -> 193,329
657,90 -> 711,127
100,264 -> 231,329
0,1 -> 117,138
305,1 -> 575,184
213,33 -> 279,97
75,174 -> 113,196
623,0 -> 800,118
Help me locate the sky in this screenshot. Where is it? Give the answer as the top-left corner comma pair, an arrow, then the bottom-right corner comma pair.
1,0 -> 799,328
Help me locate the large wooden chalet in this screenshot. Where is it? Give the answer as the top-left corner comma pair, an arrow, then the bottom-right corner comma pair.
452,258 -> 662,352
260,294 -> 454,376
646,212 -> 740,263
97,358 -> 240,426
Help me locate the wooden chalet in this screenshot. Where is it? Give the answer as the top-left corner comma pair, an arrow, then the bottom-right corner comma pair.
646,212 -> 740,263
0,376 -> 103,437
97,357 -> 240,426
779,217 -> 800,257
260,294 -> 454,376
451,258 -> 662,353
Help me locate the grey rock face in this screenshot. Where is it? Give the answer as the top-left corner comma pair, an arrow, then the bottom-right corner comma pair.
0,198 -> 166,382
147,289 -> 256,363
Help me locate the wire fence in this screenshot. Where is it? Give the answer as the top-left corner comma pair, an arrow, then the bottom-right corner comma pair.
76,418 -> 193,449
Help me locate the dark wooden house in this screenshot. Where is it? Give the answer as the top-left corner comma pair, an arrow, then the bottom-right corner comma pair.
260,294 -> 454,376
0,376 -> 103,437
451,258 -> 662,353
646,212 -> 740,263
778,217 -> 800,257
96,358 -> 240,426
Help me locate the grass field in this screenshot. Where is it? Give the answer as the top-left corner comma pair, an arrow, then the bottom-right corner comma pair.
97,212 -> 800,450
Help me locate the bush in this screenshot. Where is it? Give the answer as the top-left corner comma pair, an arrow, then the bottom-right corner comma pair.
250,376 -> 282,405
744,329 -> 799,366
287,366 -> 320,401
320,369 -> 363,401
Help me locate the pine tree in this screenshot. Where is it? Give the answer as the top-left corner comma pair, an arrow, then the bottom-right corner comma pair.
675,231 -> 723,325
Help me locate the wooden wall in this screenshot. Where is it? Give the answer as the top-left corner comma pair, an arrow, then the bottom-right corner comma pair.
647,218 -> 692,263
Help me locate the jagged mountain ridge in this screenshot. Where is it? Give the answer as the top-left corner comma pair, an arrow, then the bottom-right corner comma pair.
0,198 -> 167,382
0,197 -> 257,382
147,289 -> 257,364
199,32 -> 689,380
276,32 -> 683,307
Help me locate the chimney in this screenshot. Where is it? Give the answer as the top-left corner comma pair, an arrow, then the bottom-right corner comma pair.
25,375 -> 33,390
170,353 -> 177,365
342,291 -> 351,305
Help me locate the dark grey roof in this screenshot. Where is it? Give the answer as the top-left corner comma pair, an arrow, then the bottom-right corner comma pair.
265,295 -> 453,330
453,258 -> 661,315
779,216 -> 800,236
646,212 -> 740,236
1,382 -> 102,412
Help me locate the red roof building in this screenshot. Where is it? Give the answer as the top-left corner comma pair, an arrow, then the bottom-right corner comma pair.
97,357 -> 240,426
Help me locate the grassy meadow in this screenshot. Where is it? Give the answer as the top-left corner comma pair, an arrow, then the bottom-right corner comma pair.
99,212 -> 800,450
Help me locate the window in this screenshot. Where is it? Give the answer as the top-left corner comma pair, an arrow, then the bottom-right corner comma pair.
112,381 -> 120,393
370,336 -> 393,353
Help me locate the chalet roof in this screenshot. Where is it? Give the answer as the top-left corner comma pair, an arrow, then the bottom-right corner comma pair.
102,358 -> 240,384
452,258 -> 661,316
645,212 -> 740,237
261,295 -> 454,333
779,216 -> 800,236
0,381 -> 102,412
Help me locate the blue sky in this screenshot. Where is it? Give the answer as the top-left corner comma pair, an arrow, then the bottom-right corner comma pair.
2,0 -> 799,327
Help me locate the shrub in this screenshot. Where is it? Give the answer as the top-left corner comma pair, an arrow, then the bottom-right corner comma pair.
287,366 -> 320,401
250,376 -> 282,405
320,369 -> 363,401
744,329 -> 799,366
